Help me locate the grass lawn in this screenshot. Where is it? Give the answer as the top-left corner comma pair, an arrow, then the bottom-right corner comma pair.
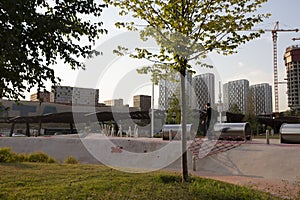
0,163 -> 281,200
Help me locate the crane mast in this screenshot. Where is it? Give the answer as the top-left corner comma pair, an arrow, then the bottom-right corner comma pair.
270,22 -> 298,112
272,22 -> 279,112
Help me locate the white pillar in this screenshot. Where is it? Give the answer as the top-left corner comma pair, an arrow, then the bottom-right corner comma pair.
128,126 -> 132,137
119,125 -> 122,137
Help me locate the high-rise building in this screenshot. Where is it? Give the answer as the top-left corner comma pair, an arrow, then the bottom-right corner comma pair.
159,78 -> 178,111
51,86 -> 99,105
133,95 -> 151,111
158,71 -> 192,110
104,99 -> 124,107
223,79 -> 249,114
284,45 -> 300,111
30,91 -> 51,102
250,83 -> 273,115
192,73 -> 215,110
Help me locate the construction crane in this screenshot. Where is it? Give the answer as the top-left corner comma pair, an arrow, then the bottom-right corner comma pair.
272,22 -> 298,112
260,22 -> 298,112
242,22 -> 298,112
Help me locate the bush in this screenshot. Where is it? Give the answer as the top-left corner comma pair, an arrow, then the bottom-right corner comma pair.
28,152 -> 55,163
0,148 -> 16,163
47,157 -> 57,163
0,148 -> 56,164
64,156 -> 78,164
15,153 -> 28,162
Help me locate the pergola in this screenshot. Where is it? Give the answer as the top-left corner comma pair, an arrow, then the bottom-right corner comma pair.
7,110 -> 165,137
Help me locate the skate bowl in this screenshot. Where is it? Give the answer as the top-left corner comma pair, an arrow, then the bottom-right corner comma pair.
0,135 -> 300,181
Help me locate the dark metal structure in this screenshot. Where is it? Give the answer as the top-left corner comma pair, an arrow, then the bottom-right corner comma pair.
7,110 -> 165,137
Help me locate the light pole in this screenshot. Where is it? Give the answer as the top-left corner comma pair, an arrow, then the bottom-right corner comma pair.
151,80 -> 154,138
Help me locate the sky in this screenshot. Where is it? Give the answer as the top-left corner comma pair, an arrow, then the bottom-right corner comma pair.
27,0 -> 300,112
209,0 -> 300,112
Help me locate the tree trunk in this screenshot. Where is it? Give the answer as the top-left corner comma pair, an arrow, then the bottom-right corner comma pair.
180,68 -> 188,182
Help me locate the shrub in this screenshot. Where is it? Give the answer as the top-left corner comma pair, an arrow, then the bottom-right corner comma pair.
0,148 -> 16,163
47,157 -> 57,163
28,152 -> 55,163
64,156 -> 78,164
15,153 -> 28,162
0,149 -> 57,163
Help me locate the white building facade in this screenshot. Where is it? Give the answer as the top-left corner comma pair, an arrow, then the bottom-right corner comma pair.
51,86 -> 99,105
158,71 -> 193,110
250,83 -> 273,115
223,79 -> 249,114
192,73 -> 215,110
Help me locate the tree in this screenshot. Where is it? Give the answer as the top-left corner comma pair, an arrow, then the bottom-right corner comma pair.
0,0 -> 107,100
166,94 -> 181,124
229,103 -> 242,114
243,90 -> 258,134
106,0 -> 269,182
166,93 -> 194,124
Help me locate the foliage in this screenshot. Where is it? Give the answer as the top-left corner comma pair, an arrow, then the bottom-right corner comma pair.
0,148 -> 16,163
0,163 -> 279,199
0,148 -> 57,163
244,90 -> 258,134
0,148 -> 28,162
283,109 -> 300,117
15,153 -> 28,162
106,0 -> 269,182
166,94 -> 181,124
229,103 -> 242,114
64,156 -> 79,164
0,0 -> 107,100
27,151 -> 56,163
107,0 -> 270,68
166,94 -> 195,124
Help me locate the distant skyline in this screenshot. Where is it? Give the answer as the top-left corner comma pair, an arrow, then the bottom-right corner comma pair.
25,0 -> 300,112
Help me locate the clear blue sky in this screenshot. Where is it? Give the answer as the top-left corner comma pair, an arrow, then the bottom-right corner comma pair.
28,0 -> 300,111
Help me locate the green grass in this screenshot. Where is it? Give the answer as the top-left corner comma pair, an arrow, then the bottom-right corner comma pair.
0,163 -> 281,200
